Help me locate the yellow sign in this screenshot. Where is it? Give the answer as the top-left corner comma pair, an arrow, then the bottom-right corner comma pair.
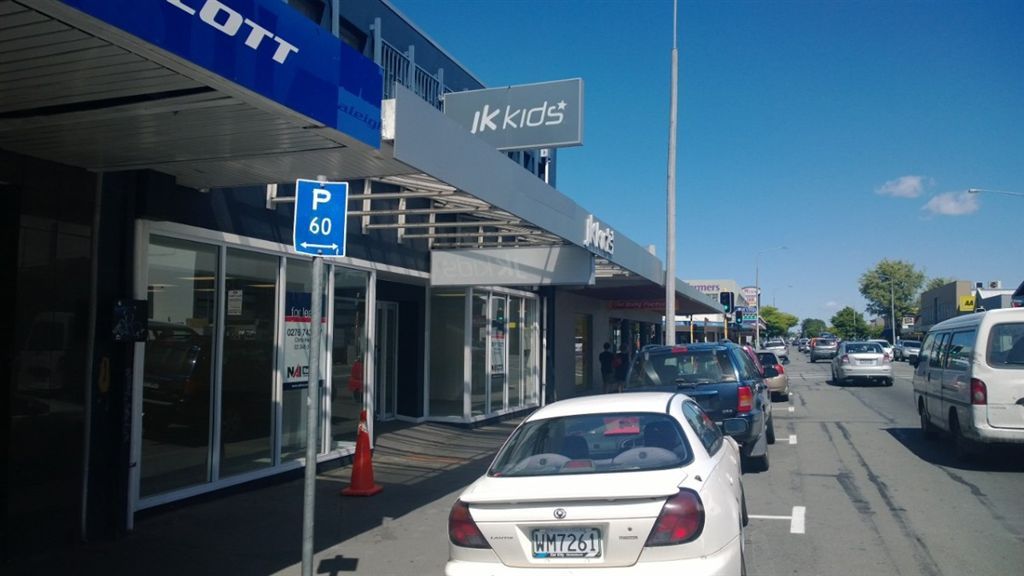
959,295 -> 976,312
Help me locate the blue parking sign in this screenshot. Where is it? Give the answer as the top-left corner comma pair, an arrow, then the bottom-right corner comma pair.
293,179 -> 348,257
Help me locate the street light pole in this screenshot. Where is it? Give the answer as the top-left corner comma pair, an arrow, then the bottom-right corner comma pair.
664,0 -> 678,345
967,188 -> 1024,198
755,245 -> 786,348
879,274 -> 898,346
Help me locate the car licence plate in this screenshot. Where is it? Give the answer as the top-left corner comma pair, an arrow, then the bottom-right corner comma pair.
857,360 -> 876,366
531,527 -> 602,558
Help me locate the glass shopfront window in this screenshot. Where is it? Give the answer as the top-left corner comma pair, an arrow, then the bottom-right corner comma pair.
220,249 -> 277,477
524,298 -> 540,405
429,290 -> 467,416
508,296 -> 523,409
575,314 -> 593,391
281,259 -> 327,461
489,294 -> 507,413
141,236 -> 218,497
471,291 -> 488,416
330,267 -> 368,449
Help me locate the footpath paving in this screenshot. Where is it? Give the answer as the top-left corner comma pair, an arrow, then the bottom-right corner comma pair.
11,418 -> 521,576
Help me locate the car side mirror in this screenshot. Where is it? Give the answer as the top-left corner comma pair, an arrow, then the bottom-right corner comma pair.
763,365 -> 779,378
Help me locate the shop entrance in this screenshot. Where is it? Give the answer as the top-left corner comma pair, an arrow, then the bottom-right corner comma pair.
375,301 -> 399,421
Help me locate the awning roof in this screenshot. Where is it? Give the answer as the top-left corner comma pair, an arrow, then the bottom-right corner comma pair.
0,0 -> 721,315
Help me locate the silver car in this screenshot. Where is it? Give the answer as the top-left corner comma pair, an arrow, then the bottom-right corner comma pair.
809,338 -> 838,362
895,340 -> 921,362
831,341 -> 893,386
763,338 -> 789,363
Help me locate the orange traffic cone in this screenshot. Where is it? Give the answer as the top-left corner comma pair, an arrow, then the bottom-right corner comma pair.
342,409 -> 383,497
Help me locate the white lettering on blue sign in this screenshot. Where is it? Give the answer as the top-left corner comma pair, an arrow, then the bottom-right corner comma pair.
166,0 -> 299,64
470,100 -> 566,134
583,214 -> 614,254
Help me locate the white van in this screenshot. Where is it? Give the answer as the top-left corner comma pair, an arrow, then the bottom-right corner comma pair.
912,308 -> 1024,456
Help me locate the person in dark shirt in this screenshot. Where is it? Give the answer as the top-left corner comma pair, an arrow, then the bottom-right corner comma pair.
599,342 -> 615,392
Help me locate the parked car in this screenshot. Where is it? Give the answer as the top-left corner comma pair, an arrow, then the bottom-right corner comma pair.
894,340 -> 921,362
756,351 -> 791,400
446,392 -> 747,575
763,338 -> 789,363
831,341 -> 893,386
912,308 -> 1024,458
868,339 -> 894,360
622,343 -> 774,471
809,337 -> 839,362
796,338 -> 810,352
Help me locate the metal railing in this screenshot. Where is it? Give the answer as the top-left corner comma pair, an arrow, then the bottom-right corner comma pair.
379,39 -> 450,110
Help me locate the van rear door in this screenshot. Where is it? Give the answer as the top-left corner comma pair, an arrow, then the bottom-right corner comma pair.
983,321 -> 1024,429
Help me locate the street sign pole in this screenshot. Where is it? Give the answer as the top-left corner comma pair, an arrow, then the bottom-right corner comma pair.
302,254 -> 322,576
291,176 -> 348,576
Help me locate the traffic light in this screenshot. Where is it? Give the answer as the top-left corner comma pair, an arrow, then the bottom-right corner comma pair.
719,291 -> 734,313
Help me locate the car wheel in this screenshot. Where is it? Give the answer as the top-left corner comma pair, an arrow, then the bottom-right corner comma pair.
766,416 -> 776,445
919,401 -> 937,441
950,413 -> 973,462
741,487 -> 749,527
885,377 -> 894,387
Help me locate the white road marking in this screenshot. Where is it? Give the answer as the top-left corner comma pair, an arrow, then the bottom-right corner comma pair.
791,506 -> 806,534
748,506 -> 807,535
788,434 -> 798,445
788,406 -> 795,412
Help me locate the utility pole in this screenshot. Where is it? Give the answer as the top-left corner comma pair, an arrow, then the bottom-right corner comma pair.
664,0 -> 678,345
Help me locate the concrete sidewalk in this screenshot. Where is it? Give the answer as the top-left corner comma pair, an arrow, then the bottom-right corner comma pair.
12,418 -> 521,576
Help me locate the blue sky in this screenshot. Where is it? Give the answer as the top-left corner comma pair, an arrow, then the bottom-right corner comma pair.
390,0 -> 1023,322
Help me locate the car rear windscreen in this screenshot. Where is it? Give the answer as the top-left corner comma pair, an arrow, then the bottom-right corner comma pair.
626,348 -> 738,388
987,323 -> 1024,368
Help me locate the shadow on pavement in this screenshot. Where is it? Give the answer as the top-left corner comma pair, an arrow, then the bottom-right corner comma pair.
886,426 -> 1024,473
7,418 -> 523,576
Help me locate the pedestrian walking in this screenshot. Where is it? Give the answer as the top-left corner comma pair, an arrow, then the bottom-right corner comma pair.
599,342 -> 615,392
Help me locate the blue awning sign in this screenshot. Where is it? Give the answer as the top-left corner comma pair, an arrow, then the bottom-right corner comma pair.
60,0 -> 383,149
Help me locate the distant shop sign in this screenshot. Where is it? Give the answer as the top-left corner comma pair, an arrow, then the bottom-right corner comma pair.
741,286 -> 760,307
610,300 -> 664,311
444,78 -> 584,151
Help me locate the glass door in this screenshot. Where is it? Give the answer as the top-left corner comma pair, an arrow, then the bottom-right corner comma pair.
489,294 -> 508,413
375,301 -> 398,420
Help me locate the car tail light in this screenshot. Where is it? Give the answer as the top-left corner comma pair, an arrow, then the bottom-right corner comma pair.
775,363 -> 785,375
448,500 -> 490,548
737,385 -> 753,413
646,489 -> 705,546
840,354 -> 849,364
883,353 -> 892,362
970,379 -> 987,405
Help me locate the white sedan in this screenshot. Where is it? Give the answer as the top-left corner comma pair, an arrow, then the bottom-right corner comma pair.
446,392 -> 747,575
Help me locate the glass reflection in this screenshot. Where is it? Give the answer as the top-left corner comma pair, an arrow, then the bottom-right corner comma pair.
220,249 -> 276,477
141,236 -> 217,496
330,267 -> 368,449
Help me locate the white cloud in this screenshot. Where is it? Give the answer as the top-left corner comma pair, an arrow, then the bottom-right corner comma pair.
922,191 -> 979,216
824,300 -> 839,309
876,175 -> 928,198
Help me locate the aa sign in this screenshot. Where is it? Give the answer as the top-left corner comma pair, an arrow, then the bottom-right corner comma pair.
958,295 -> 976,312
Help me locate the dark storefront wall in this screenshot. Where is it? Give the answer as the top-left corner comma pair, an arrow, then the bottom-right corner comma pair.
2,151 -> 96,561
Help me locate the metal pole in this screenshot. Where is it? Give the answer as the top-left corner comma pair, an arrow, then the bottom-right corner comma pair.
664,0 -> 678,345
890,277 -> 897,346
754,257 -> 760,348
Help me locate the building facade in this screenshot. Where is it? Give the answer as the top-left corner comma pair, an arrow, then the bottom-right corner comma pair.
1,0 -> 721,562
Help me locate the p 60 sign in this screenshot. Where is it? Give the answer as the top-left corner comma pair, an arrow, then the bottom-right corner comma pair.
293,179 -> 348,257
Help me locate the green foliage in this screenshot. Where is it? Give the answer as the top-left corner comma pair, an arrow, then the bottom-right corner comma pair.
924,277 -> 954,292
831,306 -> 869,340
866,323 -> 885,339
760,306 -> 799,337
801,318 -> 827,337
859,260 -> 926,321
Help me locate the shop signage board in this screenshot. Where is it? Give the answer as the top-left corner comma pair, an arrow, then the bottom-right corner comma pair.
60,0 -> 384,148
444,78 -> 584,151
740,286 -> 760,307
283,292 -> 327,390
293,179 -> 348,256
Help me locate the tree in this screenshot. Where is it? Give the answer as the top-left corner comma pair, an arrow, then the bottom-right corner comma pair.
831,307 -> 869,340
859,260 -> 925,331
760,306 -> 799,337
801,318 -> 827,337
924,277 -> 954,292
866,323 -> 885,339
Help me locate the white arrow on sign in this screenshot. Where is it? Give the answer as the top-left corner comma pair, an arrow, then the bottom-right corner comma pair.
300,242 -> 339,251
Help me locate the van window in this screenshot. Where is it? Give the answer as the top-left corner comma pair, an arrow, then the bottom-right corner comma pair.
987,323 -> 1024,369
945,331 -> 976,371
929,333 -> 950,368
919,333 -> 936,366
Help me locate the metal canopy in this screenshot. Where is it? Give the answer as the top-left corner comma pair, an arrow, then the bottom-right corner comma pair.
0,0 -> 409,189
